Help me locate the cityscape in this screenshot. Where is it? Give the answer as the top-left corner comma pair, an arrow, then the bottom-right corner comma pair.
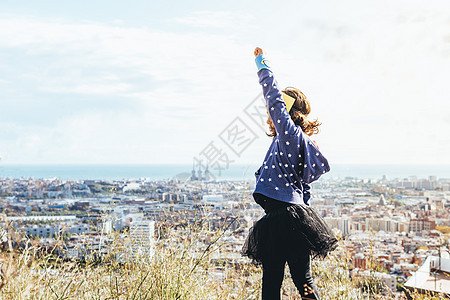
1,168 -> 449,298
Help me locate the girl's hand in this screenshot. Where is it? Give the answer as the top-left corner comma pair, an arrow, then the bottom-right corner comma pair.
254,47 -> 263,57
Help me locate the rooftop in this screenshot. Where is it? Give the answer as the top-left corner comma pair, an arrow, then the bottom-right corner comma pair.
405,256 -> 450,295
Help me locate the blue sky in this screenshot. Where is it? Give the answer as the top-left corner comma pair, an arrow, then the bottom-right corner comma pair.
0,0 -> 449,166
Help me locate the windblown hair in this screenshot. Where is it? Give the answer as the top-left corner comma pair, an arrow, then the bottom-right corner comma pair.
267,87 -> 321,137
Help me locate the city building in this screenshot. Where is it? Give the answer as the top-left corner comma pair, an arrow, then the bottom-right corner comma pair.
404,255 -> 450,298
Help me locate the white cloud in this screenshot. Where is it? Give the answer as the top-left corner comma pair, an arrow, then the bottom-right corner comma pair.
0,14 -> 258,164
0,2 -> 449,166
172,11 -> 256,29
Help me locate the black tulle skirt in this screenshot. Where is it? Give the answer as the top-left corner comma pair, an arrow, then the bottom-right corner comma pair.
242,203 -> 338,265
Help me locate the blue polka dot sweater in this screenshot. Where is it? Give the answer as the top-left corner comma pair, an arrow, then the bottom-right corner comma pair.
253,55 -> 330,206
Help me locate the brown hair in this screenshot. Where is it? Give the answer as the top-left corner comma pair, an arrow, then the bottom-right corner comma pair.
267,87 -> 321,137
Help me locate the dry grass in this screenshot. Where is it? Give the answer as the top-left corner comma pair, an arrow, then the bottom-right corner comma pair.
0,222 -> 447,300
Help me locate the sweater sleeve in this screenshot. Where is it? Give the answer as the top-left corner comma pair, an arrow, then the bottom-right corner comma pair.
254,55 -> 331,185
256,66 -> 299,138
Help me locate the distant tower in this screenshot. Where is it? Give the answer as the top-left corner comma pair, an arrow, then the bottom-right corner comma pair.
379,194 -> 386,206
191,161 -> 198,181
204,164 -> 210,181
197,168 -> 203,181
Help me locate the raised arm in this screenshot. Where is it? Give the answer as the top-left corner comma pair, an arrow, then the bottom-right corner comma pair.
254,47 -> 299,138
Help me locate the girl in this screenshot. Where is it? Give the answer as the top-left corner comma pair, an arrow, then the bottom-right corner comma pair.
242,47 -> 338,300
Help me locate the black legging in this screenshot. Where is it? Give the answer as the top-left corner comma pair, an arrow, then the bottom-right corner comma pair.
262,249 -> 319,300
254,193 -> 320,300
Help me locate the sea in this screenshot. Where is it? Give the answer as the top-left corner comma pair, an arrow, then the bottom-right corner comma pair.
0,164 -> 449,181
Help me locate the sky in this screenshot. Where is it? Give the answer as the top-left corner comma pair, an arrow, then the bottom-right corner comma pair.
0,0 -> 449,167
